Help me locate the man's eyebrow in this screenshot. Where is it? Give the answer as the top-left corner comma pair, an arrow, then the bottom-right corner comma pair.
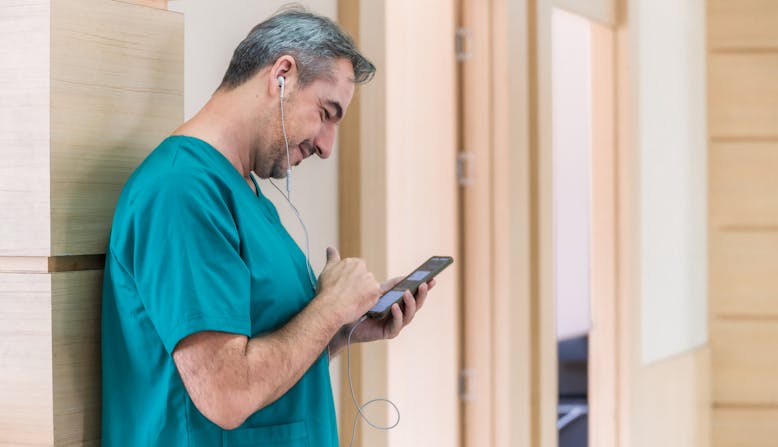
325,100 -> 343,121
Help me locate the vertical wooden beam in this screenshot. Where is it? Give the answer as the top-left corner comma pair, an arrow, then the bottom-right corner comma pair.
337,2 -> 364,445
460,0 -> 494,444
589,20 -> 619,447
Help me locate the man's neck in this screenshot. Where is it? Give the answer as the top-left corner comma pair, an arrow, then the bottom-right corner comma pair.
172,90 -> 260,179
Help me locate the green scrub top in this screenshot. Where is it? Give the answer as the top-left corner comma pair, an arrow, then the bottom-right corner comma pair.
101,136 -> 337,446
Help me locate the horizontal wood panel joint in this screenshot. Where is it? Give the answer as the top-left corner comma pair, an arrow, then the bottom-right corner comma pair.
714,314 -> 778,322
710,47 -> 778,54
0,255 -> 106,273
714,402 -> 778,410
716,226 -> 778,233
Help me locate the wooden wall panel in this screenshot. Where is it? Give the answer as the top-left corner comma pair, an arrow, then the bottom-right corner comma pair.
0,1 -> 51,256
709,54 -> 778,139
711,319 -> 778,405
52,271 -> 103,446
710,231 -> 778,317
51,0 -> 183,255
713,408 -> 778,447
0,274 -> 53,445
710,142 -> 778,227
382,0 -> 459,446
708,0 -> 778,445
114,0 -> 168,9
709,0 -> 778,50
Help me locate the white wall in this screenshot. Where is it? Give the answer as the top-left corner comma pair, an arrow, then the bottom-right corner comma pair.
167,0 -> 342,416
636,0 -> 707,364
552,8 -> 593,341
167,0 -> 339,275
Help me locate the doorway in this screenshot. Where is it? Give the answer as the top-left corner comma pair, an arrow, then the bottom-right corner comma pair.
457,1 -> 619,446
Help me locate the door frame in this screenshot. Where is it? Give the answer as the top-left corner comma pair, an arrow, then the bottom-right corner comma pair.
458,0 -> 620,446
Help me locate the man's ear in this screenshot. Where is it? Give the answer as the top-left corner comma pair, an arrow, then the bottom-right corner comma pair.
268,55 -> 297,96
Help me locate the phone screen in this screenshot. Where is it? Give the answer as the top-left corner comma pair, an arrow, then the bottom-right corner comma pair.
366,256 -> 453,319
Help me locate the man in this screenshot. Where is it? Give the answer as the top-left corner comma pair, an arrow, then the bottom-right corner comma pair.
101,8 -> 433,446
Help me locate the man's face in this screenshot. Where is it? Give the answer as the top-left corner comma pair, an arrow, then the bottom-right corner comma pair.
257,58 -> 356,179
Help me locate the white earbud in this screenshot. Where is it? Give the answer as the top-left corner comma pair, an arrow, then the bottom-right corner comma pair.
277,75 -> 292,195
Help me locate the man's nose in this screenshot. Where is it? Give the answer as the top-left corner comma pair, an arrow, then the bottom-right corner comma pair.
313,124 -> 336,159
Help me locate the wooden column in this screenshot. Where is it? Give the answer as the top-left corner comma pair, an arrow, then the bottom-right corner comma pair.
0,1 -> 182,444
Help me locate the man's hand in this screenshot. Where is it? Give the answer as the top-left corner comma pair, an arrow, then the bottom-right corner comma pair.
315,246 -> 382,325
330,276 -> 436,355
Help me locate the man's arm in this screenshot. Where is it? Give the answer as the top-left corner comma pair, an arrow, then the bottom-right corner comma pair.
172,248 -> 379,430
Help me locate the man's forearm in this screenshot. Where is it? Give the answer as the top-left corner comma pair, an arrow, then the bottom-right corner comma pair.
245,297 -> 344,405
173,294 -> 345,429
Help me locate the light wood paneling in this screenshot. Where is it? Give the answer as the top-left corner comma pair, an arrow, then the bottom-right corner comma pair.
711,319 -> 778,405
382,0 -> 459,445
713,407 -> 778,447
709,54 -> 778,139
710,230 -> 778,317
0,1 -> 51,256
710,142 -> 778,228
460,0 -> 495,444
589,20 -> 618,447
52,270 -> 103,446
0,271 -> 103,446
0,273 -> 53,445
336,1 -> 364,444
632,348 -> 711,447
707,0 -> 778,445
356,2 -> 388,446
114,0 -> 168,9
709,0 -> 778,50
51,0 -> 183,255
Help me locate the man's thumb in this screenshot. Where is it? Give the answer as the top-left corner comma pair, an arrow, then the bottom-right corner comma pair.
325,246 -> 341,266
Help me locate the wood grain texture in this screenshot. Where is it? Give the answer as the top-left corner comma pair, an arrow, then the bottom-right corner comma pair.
0,1 -> 51,256
51,0 -> 183,255
0,273 -> 53,445
52,270 -> 103,446
709,0 -> 778,50
711,319 -> 778,405
710,230 -> 778,318
713,407 -> 778,447
710,141 -> 778,228
709,53 -> 778,139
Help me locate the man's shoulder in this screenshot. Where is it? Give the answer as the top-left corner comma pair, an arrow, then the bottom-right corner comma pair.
123,137 -> 235,203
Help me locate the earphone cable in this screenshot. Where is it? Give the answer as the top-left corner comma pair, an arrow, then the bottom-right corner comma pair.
347,317 -> 401,447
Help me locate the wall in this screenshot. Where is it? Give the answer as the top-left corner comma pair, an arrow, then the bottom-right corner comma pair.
708,1 -> 778,446
552,8 -> 593,341
635,0 -> 708,364
349,1 -> 460,446
619,0 -> 710,445
167,0 -> 339,275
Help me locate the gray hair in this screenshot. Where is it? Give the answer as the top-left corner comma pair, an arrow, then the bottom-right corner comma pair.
219,6 -> 375,90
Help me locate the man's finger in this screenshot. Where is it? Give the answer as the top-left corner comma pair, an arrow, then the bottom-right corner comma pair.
325,246 -> 341,266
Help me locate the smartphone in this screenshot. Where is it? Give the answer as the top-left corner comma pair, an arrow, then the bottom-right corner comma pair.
366,256 -> 454,319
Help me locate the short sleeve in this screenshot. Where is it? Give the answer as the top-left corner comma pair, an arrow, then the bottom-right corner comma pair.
132,170 -> 251,353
